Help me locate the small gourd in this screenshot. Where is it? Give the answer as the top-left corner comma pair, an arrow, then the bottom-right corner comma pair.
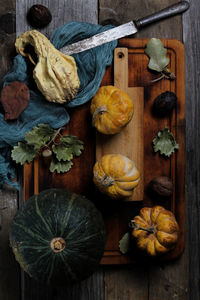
130,206 -> 179,256
93,154 -> 140,199
90,86 -> 134,135
15,30 -> 80,104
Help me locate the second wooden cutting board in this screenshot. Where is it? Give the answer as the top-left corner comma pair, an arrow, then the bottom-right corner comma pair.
96,48 -> 144,201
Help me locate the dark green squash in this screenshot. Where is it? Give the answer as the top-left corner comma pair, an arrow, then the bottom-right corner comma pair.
9,188 -> 106,285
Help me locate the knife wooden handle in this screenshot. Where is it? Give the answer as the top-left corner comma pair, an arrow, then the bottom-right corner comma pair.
135,1 -> 189,29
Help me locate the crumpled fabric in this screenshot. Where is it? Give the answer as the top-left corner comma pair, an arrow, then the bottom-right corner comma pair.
0,21 -> 117,189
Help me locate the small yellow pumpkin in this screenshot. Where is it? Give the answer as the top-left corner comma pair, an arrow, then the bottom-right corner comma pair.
93,154 -> 140,199
131,206 -> 179,256
90,86 -> 134,134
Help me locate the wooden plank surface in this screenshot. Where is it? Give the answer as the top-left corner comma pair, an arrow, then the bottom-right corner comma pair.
0,190 -> 20,300
183,0 -> 200,299
99,1 -> 189,299
16,0 -> 98,36
0,0 -> 199,299
99,0 -> 182,39
0,1 -> 21,300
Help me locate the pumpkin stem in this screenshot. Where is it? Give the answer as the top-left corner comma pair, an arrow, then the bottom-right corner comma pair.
50,237 -> 66,253
101,174 -> 114,186
94,172 -> 114,187
92,105 -> 107,126
129,220 -> 154,234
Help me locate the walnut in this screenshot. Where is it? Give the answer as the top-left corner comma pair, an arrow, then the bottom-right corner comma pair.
149,176 -> 173,197
153,91 -> 177,117
27,5 -> 52,29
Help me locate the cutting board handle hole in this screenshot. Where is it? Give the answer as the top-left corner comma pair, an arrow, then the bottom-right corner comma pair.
117,52 -> 124,59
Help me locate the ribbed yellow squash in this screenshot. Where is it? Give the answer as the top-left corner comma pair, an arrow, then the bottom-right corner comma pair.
15,30 -> 80,104
90,86 -> 134,134
131,206 -> 179,256
93,154 -> 140,199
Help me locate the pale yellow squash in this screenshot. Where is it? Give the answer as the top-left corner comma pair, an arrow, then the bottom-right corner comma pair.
15,30 -> 80,104
93,154 -> 140,199
90,86 -> 134,134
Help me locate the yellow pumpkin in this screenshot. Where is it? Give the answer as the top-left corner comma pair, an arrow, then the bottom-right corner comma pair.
90,86 -> 134,134
93,154 -> 140,199
131,206 -> 179,256
15,30 -> 80,104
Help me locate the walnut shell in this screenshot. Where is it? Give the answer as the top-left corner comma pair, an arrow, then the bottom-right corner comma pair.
27,5 -> 52,29
149,176 -> 173,197
153,91 -> 177,117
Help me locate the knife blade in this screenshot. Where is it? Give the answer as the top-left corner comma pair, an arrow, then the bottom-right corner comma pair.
60,1 -> 189,55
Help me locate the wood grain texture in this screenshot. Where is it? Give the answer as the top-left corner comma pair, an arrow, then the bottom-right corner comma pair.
0,6 -> 16,84
104,265 -> 148,300
99,0 -> 182,40
96,48 -> 144,202
114,49 -> 144,202
99,1 -> 189,299
0,190 -> 20,300
148,259 -> 189,300
23,161 -> 34,202
0,1 -> 20,299
53,269 -> 105,300
16,0 -> 98,36
22,269 -> 104,300
183,0 -> 200,299
0,0 -> 15,15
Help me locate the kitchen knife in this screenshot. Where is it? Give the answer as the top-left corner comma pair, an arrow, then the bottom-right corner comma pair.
60,1 -> 189,55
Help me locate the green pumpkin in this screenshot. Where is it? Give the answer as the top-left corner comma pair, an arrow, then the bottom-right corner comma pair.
9,189 -> 106,285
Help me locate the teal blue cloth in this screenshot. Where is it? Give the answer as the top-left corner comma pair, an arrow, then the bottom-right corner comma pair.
0,22 -> 117,189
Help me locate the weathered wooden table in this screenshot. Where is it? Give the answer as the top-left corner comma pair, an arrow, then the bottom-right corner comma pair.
0,0 -> 199,299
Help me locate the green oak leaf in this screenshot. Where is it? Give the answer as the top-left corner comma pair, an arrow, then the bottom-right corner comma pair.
11,142 -> 37,165
61,135 -> 79,144
144,38 -> 170,72
153,127 -> 179,157
119,232 -> 131,254
60,135 -> 84,156
11,126 -> 84,175
52,144 -> 73,161
71,143 -> 84,156
49,159 -> 73,173
24,124 -> 56,150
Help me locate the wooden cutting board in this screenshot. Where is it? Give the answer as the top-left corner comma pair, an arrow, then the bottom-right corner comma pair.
23,38 -> 185,264
96,47 -> 144,201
